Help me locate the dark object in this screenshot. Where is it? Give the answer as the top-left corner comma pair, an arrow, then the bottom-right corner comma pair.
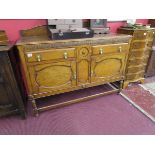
0,31 -> 26,118
49,27 -> 94,40
149,19 -> 155,27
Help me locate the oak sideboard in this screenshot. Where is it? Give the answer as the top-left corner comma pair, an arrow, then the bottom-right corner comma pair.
16,26 -> 131,116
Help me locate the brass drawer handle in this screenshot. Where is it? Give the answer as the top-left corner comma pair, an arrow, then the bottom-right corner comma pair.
36,54 -> 41,62
99,48 -> 103,54
118,46 -> 122,52
64,52 -> 68,59
144,32 -> 147,36
73,73 -> 76,80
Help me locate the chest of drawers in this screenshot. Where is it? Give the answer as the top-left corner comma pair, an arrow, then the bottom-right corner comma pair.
118,28 -> 155,88
16,26 -> 131,116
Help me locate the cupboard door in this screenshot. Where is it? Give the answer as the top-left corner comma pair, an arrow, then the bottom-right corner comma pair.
91,53 -> 126,83
28,60 -> 76,94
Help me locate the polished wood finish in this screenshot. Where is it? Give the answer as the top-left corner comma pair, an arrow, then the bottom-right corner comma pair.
0,30 -> 9,45
145,20 -> 155,77
118,28 -> 155,88
0,31 -> 26,118
146,47 -> 155,77
17,26 -> 131,116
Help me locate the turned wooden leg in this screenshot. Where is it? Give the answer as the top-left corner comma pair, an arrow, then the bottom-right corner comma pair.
122,81 -> 129,89
28,95 -> 39,117
118,80 -> 123,93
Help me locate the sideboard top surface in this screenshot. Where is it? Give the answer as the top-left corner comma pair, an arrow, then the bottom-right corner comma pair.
16,25 -> 132,47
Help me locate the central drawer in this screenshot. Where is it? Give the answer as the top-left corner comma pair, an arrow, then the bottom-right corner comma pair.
92,43 -> 129,55
25,48 -> 76,62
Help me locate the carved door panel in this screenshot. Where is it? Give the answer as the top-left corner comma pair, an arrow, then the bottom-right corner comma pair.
91,53 -> 126,83
28,60 -> 76,94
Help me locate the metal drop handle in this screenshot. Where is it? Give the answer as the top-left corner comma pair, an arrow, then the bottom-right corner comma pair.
99,48 -> 103,54
36,54 -> 41,62
119,46 -> 122,52
73,73 -> 76,80
64,52 -> 68,59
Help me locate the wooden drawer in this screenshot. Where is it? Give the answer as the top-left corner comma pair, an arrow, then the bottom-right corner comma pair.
147,30 -> 155,39
92,43 -> 129,55
146,40 -> 154,48
130,41 -> 146,49
127,65 -> 146,74
133,30 -> 148,40
130,49 -> 150,58
128,57 -> 149,66
26,48 -> 76,62
126,71 -> 145,80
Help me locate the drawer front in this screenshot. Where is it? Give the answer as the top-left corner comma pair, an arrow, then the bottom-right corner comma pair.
130,49 -> 150,58
133,30 -> 148,40
26,48 -> 76,62
127,65 -> 146,74
128,57 -> 149,66
147,30 -> 155,39
146,40 -> 154,48
130,41 -> 146,49
126,71 -> 145,80
92,43 -> 129,55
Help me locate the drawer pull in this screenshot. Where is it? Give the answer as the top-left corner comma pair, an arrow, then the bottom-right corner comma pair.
99,48 -> 103,54
36,55 -> 41,62
144,33 -> 147,36
64,52 -> 68,59
73,73 -> 77,80
119,46 -> 122,52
